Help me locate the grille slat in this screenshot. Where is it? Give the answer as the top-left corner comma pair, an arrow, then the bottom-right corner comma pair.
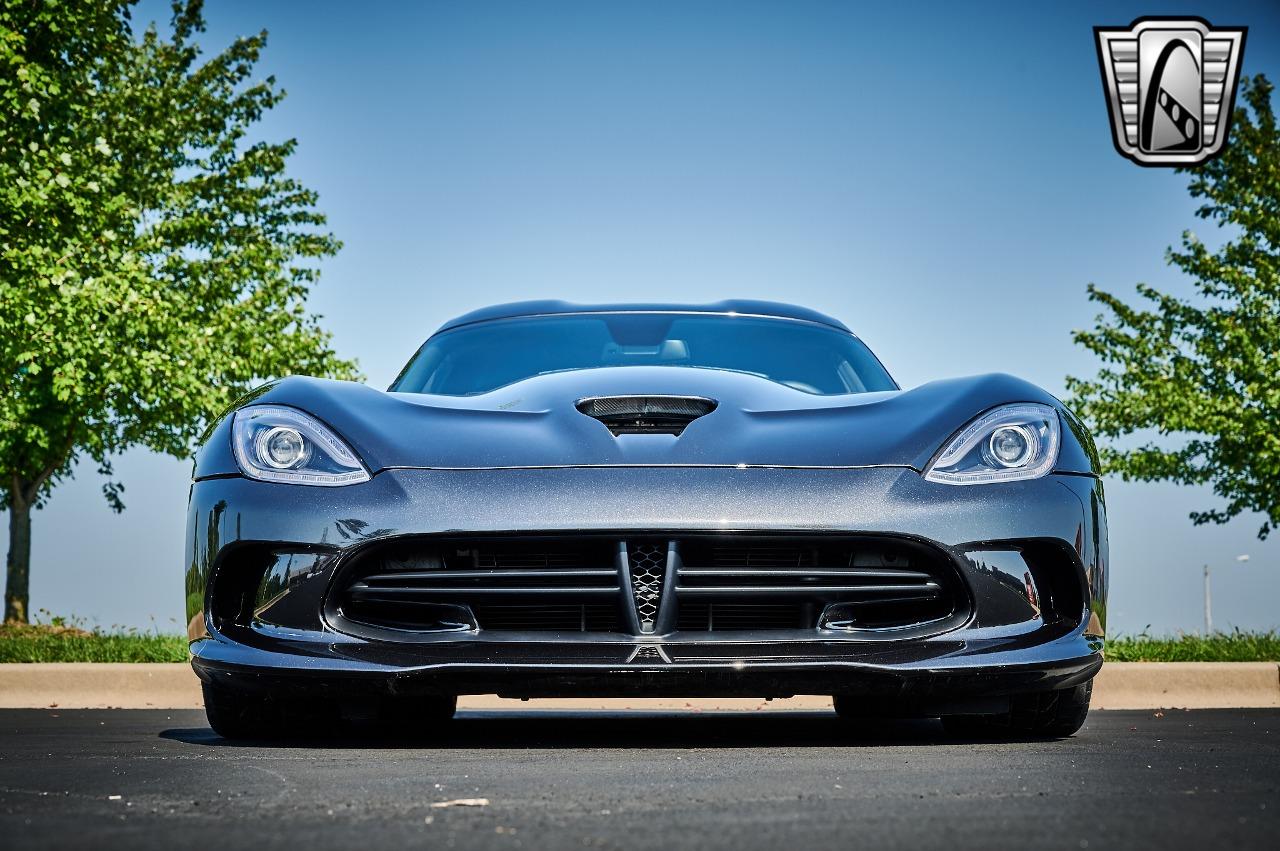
348,585 -> 619,600
678,568 -> 932,580
361,569 -> 619,583
676,583 -> 940,597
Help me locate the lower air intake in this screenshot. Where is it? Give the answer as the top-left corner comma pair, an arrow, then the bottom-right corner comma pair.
674,537 -> 966,634
328,537 -> 624,638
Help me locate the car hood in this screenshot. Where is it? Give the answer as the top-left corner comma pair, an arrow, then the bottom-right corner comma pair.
211,368 -> 1093,474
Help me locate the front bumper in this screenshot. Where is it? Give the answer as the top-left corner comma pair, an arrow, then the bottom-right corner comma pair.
186,466 -> 1108,701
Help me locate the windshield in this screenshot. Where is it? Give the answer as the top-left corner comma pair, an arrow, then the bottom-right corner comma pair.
390,313 -> 896,397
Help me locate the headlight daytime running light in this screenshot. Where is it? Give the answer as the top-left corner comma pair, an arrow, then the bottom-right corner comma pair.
924,403 -> 1061,485
232,405 -> 370,486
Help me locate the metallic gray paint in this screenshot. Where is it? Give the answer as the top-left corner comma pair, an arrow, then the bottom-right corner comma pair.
194,369 -> 1098,477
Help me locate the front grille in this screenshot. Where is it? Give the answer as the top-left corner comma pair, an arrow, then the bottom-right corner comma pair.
674,539 -> 961,632
327,534 -> 967,639
332,538 -> 624,635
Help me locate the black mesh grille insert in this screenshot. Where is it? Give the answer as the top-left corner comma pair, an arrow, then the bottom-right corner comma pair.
628,542 -> 666,633
577,396 -> 716,435
695,544 -> 816,568
469,547 -> 590,569
676,602 -> 808,631
472,604 -> 620,632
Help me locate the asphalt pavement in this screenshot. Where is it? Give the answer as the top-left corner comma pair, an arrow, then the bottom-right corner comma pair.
0,708 -> 1276,850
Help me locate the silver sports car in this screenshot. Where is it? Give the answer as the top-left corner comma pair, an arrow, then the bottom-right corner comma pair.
186,301 -> 1107,739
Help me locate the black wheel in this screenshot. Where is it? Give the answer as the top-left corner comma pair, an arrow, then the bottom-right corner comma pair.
202,682 -> 284,740
832,694 -> 880,720
942,680 -> 1093,739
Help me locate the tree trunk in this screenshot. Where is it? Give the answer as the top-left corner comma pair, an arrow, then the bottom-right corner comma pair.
5,479 -> 32,624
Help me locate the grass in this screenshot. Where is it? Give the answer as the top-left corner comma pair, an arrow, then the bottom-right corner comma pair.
0,621 -> 188,663
1106,630 -> 1280,662
0,616 -> 1276,664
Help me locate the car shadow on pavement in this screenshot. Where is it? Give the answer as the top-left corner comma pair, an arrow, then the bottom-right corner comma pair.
159,710 -> 1059,749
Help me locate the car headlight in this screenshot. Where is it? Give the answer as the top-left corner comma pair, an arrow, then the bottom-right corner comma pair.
231,405 -> 370,486
923,403 -> 1061,485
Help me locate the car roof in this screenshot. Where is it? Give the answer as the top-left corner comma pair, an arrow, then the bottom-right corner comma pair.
435,300 -> 852,335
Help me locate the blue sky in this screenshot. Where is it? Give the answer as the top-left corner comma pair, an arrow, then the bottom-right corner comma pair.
5,0 -> 1279,634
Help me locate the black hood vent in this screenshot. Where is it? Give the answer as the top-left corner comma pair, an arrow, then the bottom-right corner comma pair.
576,395 -> 717,436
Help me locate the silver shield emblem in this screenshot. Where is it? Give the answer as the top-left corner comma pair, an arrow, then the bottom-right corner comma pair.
626,644 -> 671,663
1095,17 -> 1246,166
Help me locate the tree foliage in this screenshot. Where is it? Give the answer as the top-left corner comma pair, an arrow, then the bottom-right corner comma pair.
1068,75 -> 1280,539
1,0 -> 358,621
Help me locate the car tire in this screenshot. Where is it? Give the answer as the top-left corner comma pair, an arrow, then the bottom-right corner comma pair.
831,694 -> 894,720
379,695 -> 458,736
202,683 -> 284,740
941,680 -> 1093,739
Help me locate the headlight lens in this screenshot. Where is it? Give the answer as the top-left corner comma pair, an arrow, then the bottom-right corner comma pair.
232,405 -> 370,486
924,403 -> 1060,485
256,426 -> 311,470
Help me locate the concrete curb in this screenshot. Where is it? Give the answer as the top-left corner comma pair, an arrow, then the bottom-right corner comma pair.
1092,662 -> 1280,709
1,662 -> 1277,711
0,663 -> 200,709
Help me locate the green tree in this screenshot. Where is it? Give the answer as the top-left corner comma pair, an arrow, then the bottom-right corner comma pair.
1,1 -> 358,622
1068,75 -> 1280,540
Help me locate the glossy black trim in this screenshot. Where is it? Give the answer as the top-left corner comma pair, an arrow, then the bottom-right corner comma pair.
192,646 -> 1103,701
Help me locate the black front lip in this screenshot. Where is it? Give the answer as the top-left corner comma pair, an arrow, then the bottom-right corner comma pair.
191,651 -> 1102,701
191,613 -> 1104,701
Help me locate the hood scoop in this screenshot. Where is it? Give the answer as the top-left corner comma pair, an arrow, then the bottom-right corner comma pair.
576,395 -> 717,437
